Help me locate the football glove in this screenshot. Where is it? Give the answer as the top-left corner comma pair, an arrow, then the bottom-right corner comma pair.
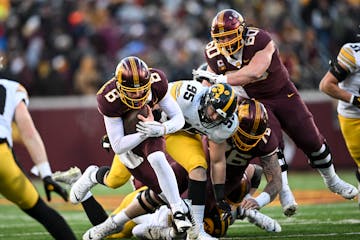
192,69 -> 227,84
351,95 -> 360,108
136,121 -> 166,137
43,176 -> 68,202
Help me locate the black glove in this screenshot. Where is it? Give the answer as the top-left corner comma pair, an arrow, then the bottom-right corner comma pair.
101,134 -> 111,152
216,199 -> 232,221
351,95 -> 360,108
43,176 -> 68,202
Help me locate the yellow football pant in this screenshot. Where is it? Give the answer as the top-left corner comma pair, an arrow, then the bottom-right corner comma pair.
338,115 -> 360,168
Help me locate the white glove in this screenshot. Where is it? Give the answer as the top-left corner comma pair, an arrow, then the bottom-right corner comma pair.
136,121 -> 166,137
192,69 -> 221,84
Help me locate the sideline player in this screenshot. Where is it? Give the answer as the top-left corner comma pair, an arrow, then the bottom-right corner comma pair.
0,79 -> 76,239
319,41 -> 360,204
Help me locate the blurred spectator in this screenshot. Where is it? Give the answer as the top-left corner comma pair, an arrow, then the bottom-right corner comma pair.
0,0 -> 358,96
73,54 -> 101,95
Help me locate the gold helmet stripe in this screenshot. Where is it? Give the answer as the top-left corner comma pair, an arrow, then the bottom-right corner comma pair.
218,11 -> 225,33
129,57 -> 139,86
252,100 -> 261,133
222,88 -> 235,113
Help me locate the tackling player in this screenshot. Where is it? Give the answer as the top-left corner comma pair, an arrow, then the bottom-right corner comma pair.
194,9 -> 358,205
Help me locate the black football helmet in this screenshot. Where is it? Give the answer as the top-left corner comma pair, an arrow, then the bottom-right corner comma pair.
115,56 -> 151,109
232,98 -> 268,151
199,83 -> 237,128
204,205 -> 232,237
211,9 -> 246,56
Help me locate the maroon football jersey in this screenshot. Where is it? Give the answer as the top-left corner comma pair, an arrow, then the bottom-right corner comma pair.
205,28 -> 290,98
96,68 -> 168,118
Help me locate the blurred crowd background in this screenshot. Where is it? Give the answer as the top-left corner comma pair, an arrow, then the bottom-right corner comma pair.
0,0 -> 358,96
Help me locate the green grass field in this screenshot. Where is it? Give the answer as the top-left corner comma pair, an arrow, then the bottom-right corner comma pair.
0,170 -> 359,240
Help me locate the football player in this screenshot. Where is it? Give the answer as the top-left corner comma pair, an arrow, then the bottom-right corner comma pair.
194,9 -> 358,205
319,41 -> 360,205
0,79 -> 76,239
166,80 -> 238,239
70,56 -> 192,240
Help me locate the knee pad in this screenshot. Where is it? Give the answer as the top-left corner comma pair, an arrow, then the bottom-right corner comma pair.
136,188 -> 162,213
306,142 -> 332,168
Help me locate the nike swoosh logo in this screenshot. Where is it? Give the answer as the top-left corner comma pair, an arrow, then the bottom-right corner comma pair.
287,93 -> 295,98
88,231 -> 93,240
74,192 -> 80,202
243,59 -> 250,63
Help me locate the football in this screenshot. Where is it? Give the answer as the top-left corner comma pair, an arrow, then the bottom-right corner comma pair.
123,105 -> 149,134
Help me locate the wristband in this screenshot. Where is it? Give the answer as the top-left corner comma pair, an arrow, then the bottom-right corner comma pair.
254,192 -> 270,208
216,74 -> 228,84
37,162 -> 52,178
213,184 -> 225,201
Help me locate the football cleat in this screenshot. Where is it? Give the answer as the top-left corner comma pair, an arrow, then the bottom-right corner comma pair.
82,216 -> 120,240
173,211 -> 192,233
187,226 -> 219,240
52,167 -> 82,186
326,177 -> 358,200
70,165 -> 98,204
279,189 -> 298,217
245,209 -> 281,233
132,224 -> 181,240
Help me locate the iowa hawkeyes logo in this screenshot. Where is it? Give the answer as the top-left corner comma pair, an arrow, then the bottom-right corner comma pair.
211,84 -> 230,101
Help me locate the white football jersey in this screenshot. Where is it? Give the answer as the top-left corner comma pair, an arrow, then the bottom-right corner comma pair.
0,79 -> 29,147
337,42 -> 360,118
169,80 -> 238,143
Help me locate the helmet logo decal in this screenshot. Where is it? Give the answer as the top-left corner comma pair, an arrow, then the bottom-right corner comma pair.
129,57 -> 140,87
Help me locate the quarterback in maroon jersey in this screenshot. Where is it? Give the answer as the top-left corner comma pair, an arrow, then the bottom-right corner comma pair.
70,56 -> 192,240
194,9 -> 358,205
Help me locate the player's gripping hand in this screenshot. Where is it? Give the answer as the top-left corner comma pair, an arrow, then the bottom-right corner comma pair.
136,121 -> 166,137
43,176 -> 68,202
216,199 -> 232,221
101,134 -> 111,152
351,95 -> 360,108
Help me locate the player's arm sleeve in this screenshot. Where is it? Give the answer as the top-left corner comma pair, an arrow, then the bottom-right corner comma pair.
104,116 -> 146,154
157,91 -> 185,134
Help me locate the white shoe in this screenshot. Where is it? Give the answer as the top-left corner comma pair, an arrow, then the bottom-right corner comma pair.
326,177 -> 358,200
132,224 -> 180,240
70,165 -> 98,204
83,216 -> 120,240
52,167 -> 82,186
279,189 -> 298,217
246,209 -> 281,232
173,211 -> 192,233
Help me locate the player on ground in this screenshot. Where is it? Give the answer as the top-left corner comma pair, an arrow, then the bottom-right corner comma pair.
0,79 -> 76,239
193,9 -> 358,206
319,41 -> 360,205
70,56 -> 192,239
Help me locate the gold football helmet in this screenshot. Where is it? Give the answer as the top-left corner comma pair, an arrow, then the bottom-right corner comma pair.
115,56 -> 151,109
211,9 -> 246,56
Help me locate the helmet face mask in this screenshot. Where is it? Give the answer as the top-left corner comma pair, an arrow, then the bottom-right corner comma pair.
115,56 -> 151,109
211,9 -> 246,56
233,99 -> 268,151
199,83 -> 237,128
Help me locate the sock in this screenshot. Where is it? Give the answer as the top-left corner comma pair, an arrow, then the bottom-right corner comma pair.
281,170 -> 291,192
317,164 -> 338,184
147,151 -> 182,212
81,196 -> 108,225
192,205 -> 205,227
112,210 -> 131,226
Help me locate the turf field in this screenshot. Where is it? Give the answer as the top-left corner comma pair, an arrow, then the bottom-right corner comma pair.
0,170 -> 359,240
